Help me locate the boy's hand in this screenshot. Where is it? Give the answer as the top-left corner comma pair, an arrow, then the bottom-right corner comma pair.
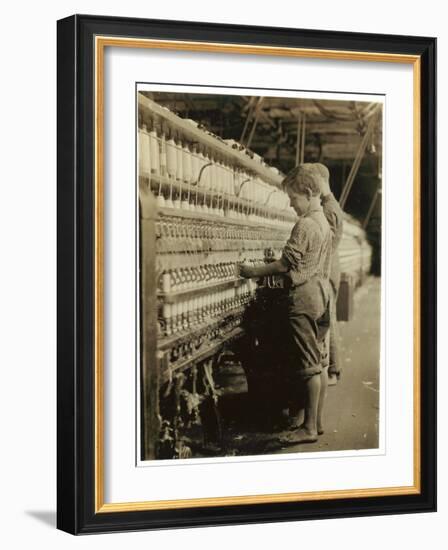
239,264 -> 256,278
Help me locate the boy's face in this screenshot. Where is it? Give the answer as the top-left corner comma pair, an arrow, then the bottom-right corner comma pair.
287,190 -> 311,216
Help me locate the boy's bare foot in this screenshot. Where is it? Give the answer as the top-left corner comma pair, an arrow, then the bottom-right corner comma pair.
290,421 -> 324,436
279,427 -> 318,445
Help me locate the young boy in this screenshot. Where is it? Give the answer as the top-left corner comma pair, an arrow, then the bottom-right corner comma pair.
239,164 -> 332,443
312,163 -> 344,384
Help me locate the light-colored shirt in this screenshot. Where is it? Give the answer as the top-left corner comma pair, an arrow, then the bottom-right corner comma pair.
281,207 -> 332,288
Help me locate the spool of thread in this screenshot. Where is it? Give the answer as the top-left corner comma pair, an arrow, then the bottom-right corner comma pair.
176,140 -> 184,182
183,145 -> 192,184
166,137 -> 177,179
215,162 -> 223,194
149,128 -> 160,175
163,303 -> 172,335
191,148 -> 199,183
139,125 -> 151,178
197,152 -> 206,188
162,271 -> 171,293
171,303 -> 178,331
212,162 -> 219,193
159,132 -> 167,177
163,303 -> 172,320
173,192 -> 182,209
202,154 -> 211,190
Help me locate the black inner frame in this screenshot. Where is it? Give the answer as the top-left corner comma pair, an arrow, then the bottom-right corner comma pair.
57,14 -> 436,534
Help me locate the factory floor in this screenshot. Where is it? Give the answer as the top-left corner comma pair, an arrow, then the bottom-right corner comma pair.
210,276 -> 381,457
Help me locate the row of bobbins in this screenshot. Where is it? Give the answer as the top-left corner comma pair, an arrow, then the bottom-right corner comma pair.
155,219 -> 289,255
138,119 -> 294,225
160,279 -> 258,337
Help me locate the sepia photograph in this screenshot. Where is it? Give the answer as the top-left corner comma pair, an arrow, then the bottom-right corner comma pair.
137,87 -> 383,462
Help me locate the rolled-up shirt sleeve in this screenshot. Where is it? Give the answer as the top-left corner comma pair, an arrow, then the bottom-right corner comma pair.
281,220 -> 310,270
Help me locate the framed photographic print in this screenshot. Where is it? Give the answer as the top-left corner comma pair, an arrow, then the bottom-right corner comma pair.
57,14 -> 436,534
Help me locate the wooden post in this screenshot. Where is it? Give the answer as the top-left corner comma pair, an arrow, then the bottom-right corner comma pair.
363,187 -> 381,229
240,97 -> 256,144
295,113 -> 302,166
246,110 -> 260,149
246,97 -> 264,148
139,176 -> 160,460
300,113 -> 306,164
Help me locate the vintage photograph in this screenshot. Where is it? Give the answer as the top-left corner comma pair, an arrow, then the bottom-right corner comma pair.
137,88 -> 383,461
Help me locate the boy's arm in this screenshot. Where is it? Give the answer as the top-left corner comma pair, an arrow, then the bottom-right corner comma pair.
239,218 -> 308,279
322,192 -> 344,247
239,258 -> 289,279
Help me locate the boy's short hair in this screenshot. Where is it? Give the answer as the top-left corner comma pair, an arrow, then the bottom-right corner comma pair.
282,164 -> 322,196
311,163 -> 330,182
